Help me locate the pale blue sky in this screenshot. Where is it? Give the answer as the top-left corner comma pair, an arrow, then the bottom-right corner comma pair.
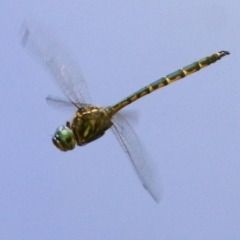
1,1 -> 240,239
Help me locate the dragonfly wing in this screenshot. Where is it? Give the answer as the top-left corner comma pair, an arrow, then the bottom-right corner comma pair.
111,112 -> 161,203
46,96 -> 78,111
46,96 -> 91,111
20,19 -> 91,108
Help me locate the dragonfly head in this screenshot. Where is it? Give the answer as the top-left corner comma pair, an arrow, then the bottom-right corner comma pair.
52,125 -> 76,151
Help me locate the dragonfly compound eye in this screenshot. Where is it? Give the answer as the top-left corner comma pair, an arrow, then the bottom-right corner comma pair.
52,126 -> 76,151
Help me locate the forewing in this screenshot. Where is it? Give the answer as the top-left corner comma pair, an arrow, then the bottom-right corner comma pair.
46,96 -> 78,111
111,112 -> 161,203
46,96 -> 91,111
20,19 -> 91,108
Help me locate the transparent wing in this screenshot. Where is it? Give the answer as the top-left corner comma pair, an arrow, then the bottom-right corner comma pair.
46,96 -> 91,111
20,19 -> 91,108
46,96 -> 77,109
111,112 -> 161,203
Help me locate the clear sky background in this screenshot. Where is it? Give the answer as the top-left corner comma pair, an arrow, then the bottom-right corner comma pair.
1,1 -> 239,239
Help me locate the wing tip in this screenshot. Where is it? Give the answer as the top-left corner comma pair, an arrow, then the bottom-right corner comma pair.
143,183 -> 162,204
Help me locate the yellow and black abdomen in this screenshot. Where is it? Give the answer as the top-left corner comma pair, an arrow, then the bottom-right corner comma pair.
106,51 -> 229,116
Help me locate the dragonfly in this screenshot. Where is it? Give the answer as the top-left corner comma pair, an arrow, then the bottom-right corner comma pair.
20,20 -> 229,203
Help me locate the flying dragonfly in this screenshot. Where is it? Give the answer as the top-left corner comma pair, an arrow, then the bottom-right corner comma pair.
20,20 -> 229,203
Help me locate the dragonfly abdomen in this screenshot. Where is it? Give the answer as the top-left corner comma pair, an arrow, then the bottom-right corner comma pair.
106,51 -> 229,115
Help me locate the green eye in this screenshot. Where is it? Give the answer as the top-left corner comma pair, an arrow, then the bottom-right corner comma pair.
52,126 -> 76,151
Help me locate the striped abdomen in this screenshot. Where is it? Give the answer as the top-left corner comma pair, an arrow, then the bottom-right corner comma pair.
106,51 -> 229,116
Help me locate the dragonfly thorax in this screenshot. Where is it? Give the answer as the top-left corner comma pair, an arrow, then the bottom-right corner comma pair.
70,106 -> 113,146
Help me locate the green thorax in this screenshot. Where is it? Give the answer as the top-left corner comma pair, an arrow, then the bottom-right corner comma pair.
70,105 -> 113,146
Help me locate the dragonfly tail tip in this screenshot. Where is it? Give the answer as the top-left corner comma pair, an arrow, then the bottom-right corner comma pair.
219,50 -> 230,57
